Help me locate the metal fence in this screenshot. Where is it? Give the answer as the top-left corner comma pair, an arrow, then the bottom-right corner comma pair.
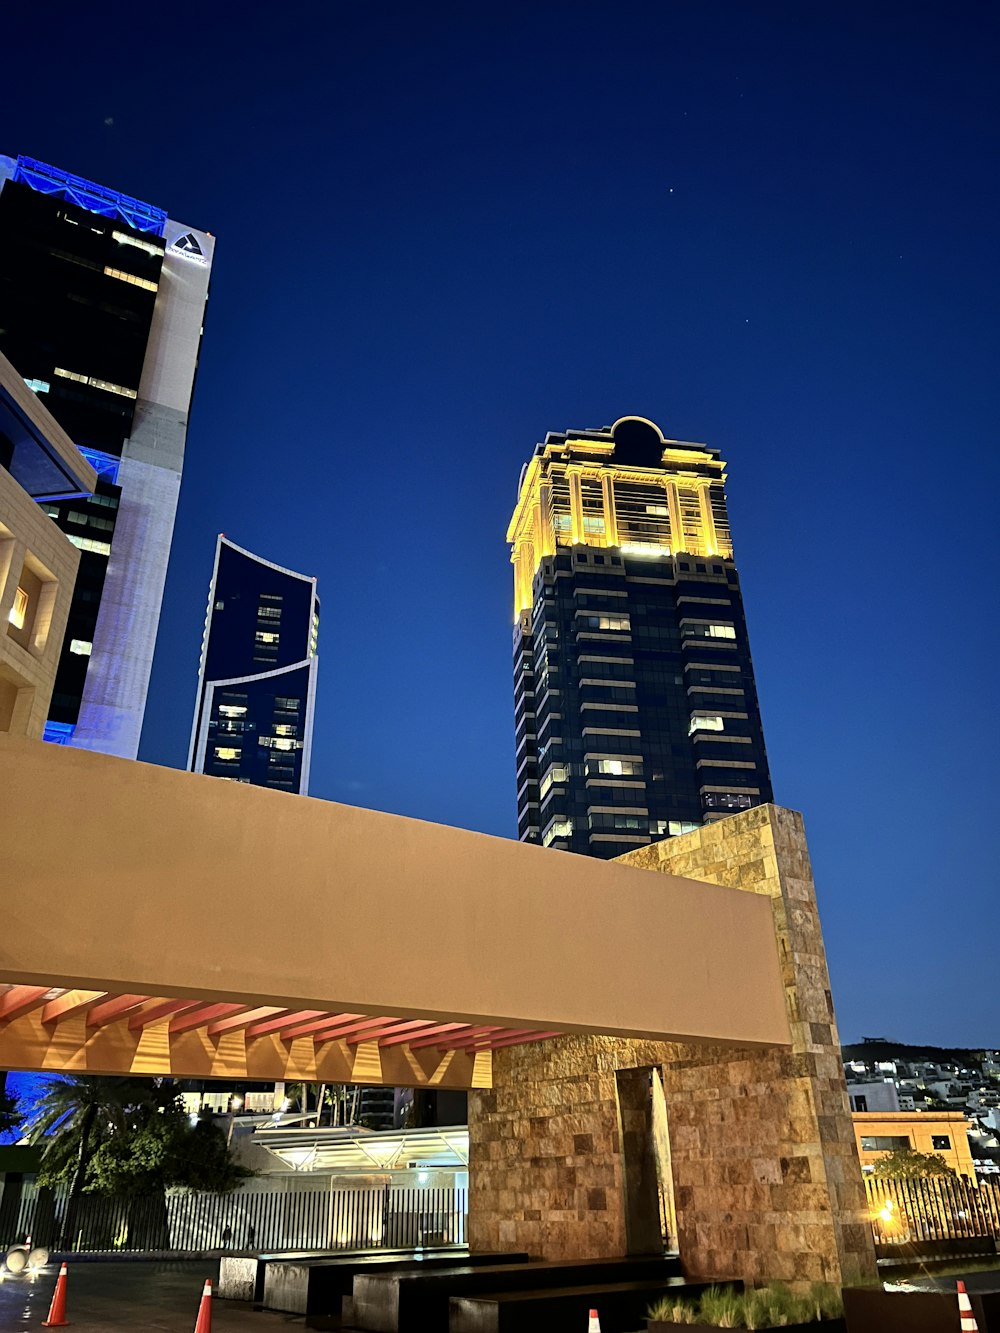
866,1174 -> 1000,1245
2,1184 -> 467,1254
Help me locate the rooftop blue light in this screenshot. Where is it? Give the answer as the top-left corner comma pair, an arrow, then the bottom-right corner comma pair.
77,445 -> 121,485
42,721 -> 75,745
13,156 -> 167,237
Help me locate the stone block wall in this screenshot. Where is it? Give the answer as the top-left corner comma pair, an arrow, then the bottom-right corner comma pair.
468,804 -> 877,1287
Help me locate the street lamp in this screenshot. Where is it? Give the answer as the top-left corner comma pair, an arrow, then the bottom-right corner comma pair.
227,1094 -> 244,1147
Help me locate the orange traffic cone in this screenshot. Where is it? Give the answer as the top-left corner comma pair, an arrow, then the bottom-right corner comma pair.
588,1310 -> 601,1333
42,1261 -> 70,1327
957,1281 -> 980,1333
193,1278 -> 212,1333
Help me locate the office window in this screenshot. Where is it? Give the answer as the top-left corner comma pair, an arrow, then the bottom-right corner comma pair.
539,764 -> 569,798
859,1136 -> 910,1152
703,792 -> 754,811
257,606 -> 282,619
584,615 -> 630,632
594,758 -> 642,777
8,586 -> 29,629
931,1135 -> 951,1151
255,631 -> 279,645
218,704 -> 246,718
689,713 -> 724,735
69,639 -> 93,656
65,534 -> 111,556
542,819 -> 573,846
103,266 -> 159,292
214,746 -> 241,761
682,622 -> 736,640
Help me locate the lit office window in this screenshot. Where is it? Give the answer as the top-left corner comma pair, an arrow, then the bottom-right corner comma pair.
538,764 -> 569,798
542,819 -> 573,847
595,758 -> 641,777
682,622 -> 736,640
583,615 -> 630,632
274,724 -> 297,737
112,230 -> 164,257
23,377 -> 50,394
219,704 -> 247,718
103,266 -> 158,292
257,606 -> 282,619
69,639 -> 93,656
689,714 -> 725,735
8,586 -> 29,629
65,534 -> 111,556
54,367 -> 137,399
214,746 -> 241,761
255,631 -> 279,645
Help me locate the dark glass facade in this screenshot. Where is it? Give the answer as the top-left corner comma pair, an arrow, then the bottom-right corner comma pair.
189,537 -> 320,795
0,173 -> 162,734
0,154 -> 211,756
0,177 -> 161,457
509,417 -> 772,859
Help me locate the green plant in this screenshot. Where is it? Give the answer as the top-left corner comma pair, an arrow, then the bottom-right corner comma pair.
647,1281 -> 844,1327
870,1146 -> 955,1178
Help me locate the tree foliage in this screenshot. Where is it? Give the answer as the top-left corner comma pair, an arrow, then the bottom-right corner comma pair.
30,1077 -> 251,1196
0,1071 -> 21,1138
870,1146 -> 956,1178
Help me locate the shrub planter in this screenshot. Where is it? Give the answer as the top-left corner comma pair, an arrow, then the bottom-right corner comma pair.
648,1323 -> 846,1333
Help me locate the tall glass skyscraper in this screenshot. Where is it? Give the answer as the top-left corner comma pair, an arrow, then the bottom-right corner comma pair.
507,415 -> 772,859
0,154 -> 213,757
188,536 -> 320,794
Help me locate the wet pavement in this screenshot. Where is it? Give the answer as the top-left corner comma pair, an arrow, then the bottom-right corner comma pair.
0,1259 -> 304,1330
886,1265 -> 1000,1294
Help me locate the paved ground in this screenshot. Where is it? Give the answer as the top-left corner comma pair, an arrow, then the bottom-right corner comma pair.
0,1259 -> 307,1331
887,1265 -> 1000,1294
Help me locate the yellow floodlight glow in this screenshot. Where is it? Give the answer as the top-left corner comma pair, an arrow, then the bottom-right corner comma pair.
507,418 -> 733,616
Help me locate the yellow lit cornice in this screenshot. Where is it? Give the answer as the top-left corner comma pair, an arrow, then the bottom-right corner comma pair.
508,426 -> 732,618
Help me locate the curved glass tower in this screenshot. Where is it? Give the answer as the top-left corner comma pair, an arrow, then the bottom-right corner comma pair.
188,536 -> 319,794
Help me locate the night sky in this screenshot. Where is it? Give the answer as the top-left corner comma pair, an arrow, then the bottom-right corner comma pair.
4,3 -> 998,1046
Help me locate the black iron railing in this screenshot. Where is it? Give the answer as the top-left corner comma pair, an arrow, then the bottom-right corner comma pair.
1,1184 -> 467,1254
866,1174 -> 1000,1245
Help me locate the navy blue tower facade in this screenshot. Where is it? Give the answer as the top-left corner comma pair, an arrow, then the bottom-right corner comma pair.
188,536 -> 319,794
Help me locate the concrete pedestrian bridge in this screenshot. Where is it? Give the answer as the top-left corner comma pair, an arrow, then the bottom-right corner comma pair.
0,734 -> 876,1289
0,734 -> 787,1085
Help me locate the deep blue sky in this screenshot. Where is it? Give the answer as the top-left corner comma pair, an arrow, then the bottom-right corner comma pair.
5,3 -> 998,1046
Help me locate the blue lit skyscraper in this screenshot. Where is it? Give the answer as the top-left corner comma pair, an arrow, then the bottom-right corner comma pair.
0,155 -> 213,757
188,536 -> 320,794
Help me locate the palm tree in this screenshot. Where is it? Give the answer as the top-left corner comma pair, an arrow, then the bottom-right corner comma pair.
28,1076 -> 157,1246
0,1071 -> 20,1139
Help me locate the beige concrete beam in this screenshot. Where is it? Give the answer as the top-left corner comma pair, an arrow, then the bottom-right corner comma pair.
0,736 -> 790,1071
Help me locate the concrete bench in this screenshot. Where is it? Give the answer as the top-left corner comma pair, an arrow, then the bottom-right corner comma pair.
218,1245 -> 461,1303
352,1255 -> 683,1332
450,1278 -> 710,1333
262,1250 -> 530,1316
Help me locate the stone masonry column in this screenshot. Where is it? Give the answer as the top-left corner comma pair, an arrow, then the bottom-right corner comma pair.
467,805 -> 877,1287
